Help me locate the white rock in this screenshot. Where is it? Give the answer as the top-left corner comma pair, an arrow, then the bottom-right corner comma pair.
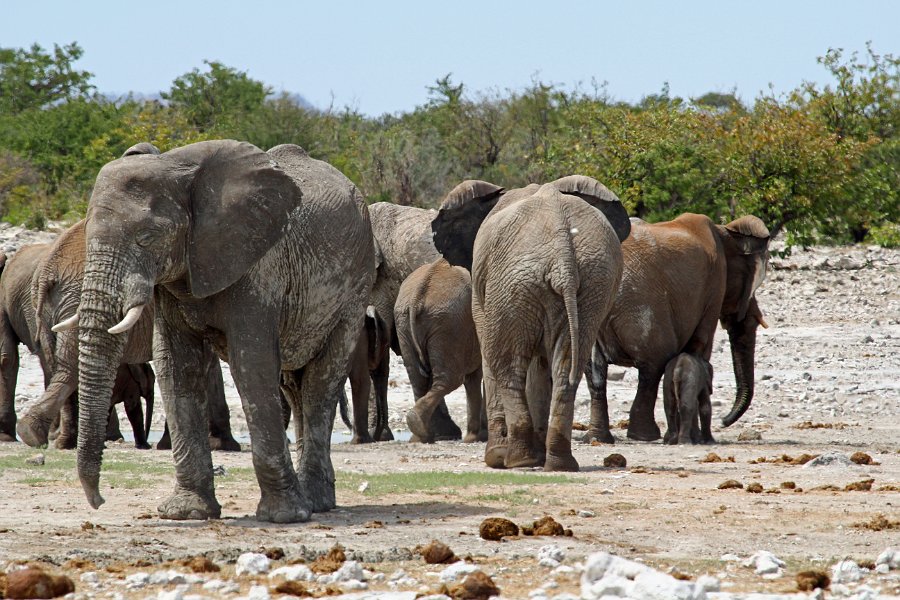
851,585 -> 879,600
235,552 -> 270,576
330,560 -> 366,583
388,569 -> 408,582
832,559 -> 863,583
743,551 -> 785,575
695,575 -> 720,593
246,584 -> 269,599
538,545 -> 566,568
578,509 -> 596,517
803,452 -> 854,468
831,582 -> 852,596
156,588 -> 185,600
438,561 -> 479,583
125,573 -> 150,589
720,553 -> 741,562
79,572 -> 99,584
875,563 -> 890,574
268,564 -> 314,582
339,579 -> 368,590
876,547 -> 899,569
581,552 -> 706,600
202,579 -> 226,591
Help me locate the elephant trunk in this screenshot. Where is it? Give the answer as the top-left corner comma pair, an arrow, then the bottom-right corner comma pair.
720,310 -> 759,427
76,256 -> 135,509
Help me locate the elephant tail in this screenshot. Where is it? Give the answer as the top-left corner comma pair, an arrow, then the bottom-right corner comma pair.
550,205 -> 581,387
337,386 -> 352,431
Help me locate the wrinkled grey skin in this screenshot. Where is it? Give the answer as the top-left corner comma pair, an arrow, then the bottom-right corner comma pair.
471,183 -> 626,471
0,245 -> 53,441
362,202 -> 465,442
71,140 -> 374,523
585,214 -> 770,443
396,258 -> 485,444
662,353 -> 714,445
16,216 -> 239,452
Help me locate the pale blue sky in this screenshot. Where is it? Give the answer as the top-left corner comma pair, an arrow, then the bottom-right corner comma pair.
4,1 -> 899,116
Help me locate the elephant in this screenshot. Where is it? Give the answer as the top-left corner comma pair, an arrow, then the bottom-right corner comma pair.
17,214 -> 240,452
343,306 -> 390,444
465,177 -> 629,471
585,213 -> 770,443
396,258 -> 485,444
57,139 -> 374,523
357,200 -> 497,443
662,352 -> 714,445
99,363 -> 155,449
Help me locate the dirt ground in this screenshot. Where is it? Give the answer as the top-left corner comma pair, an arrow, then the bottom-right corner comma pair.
0,237 -> 897,599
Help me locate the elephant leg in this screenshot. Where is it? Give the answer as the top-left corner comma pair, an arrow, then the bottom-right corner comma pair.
348,331 -> 374,444
482,362 -> 507,468
627,368 -> 663,441
157,421 -> 171,450
699,397 -> 715,444
543,339 -> 579,472
369,351 -> 393,441
106,405 -> 124,442
297,318 -> 358,514
153,321 -> 221,521
406,369 -> 461,444
462,367 -> 486,443
120,381 -> 150,449
430,400 -> 462,441
17,373 -> 75,448
205,356 -> 241,452
0,326 -> 18,441
662,378 -> 678,445
525,356 -> 551,465
55,394 -> 78,449
502,357 -> 540,469
585,344 -> 615,444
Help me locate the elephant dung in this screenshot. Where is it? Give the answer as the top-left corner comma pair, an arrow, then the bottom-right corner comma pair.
182,555 -> 220,573
1,568 -> 75,599
844,479 -> 875,491
796,570 -> 831,591
420,540 -> 457,564
849,451 -> 875,465
479,517 -> 519,541
274,580 -> 311,597
746,482 -> 764,493
737,428 -> 763,441
700,453 -> 735,463
603,453 -> 627,468
522,516 -> 571,537
444,570 -> 500,600
310,544 -> 346,573
718,479 -> 744,490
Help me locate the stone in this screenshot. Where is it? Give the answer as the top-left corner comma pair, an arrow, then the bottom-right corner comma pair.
743,551 -> 785,576
737,428 -> 762,441
235,552 -> 270,576
79,572 -> 99,584
149,570 -> 187,585
439,561 -> 480,583
269,564 -> 315,582
537,545 -> 565,568
125,573 -> 150,589
578,510 -> 595,518
329,560 -> 365,583
246,584 -> 270,599
581,552 -> 706,600
803,452 -> 854,468
25,453 -> 45,466
875,547 -> 898,569
831,559 -> 863,583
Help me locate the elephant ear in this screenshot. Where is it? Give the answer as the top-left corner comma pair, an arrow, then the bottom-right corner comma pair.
548,175 -> 631,242
171,140 -> 302,299
720,215 -> 771,321
121,142 -> 160,157
431,180 -> 505,271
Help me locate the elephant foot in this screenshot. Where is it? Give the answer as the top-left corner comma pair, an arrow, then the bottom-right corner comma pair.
431,410 -> 462,441
583,428 -> 615,445
158,489 -> 221,521
298,472 -> 336,513
463,429 -> 488,443
256,488 -> 311,523
484,441 -> 507,469
372,426 -> 394,442
0,431 -> 17,443
701,435 -> 716,445
55,435 -> 77,450
626,421 -> 662,442
405,410 -> 434,443
134,441 -> 152,450
209,434 -> 242,452
16,416 -> 52,448
505,442 -> 540,469
350,432 -> 375,444
544,453 -> 580,472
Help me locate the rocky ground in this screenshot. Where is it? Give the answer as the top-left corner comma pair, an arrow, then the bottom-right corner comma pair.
0,225 -> 897,600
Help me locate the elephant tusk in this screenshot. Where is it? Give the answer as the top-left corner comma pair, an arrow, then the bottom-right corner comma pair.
108,305 -> 145,334
52,313 -> 79,332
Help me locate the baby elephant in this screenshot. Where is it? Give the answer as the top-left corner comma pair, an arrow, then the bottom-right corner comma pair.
397,259 -> 485,443
662,353 -> 714,445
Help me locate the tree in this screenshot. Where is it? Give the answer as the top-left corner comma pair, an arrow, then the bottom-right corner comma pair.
0,42 -> 94,114
161,61 -> 270,133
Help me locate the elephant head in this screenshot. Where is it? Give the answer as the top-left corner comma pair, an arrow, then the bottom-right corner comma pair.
545,175 -> 631,243
717,215 -> 770,427
431,180 -> 505,271
67,139 -> 302,508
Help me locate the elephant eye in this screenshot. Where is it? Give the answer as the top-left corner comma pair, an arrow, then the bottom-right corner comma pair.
134,230 -> 156,247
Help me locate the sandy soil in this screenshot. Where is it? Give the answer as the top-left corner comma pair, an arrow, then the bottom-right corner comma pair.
0,230 -> 897,599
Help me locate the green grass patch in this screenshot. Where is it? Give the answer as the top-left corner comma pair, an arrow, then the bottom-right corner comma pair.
337,470 -> 581,498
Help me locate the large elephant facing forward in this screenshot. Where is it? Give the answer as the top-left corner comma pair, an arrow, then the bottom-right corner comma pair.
586,213 -> 770,443
59,140 -> 374,523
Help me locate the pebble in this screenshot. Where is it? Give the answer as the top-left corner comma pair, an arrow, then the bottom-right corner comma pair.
737,429 -> 762,441
578,510 -> 596,518
125,573 -> 150,589
537,545 -> 566,568
876,547 -> 899,569
150,570 -> 187,585
245,584 -> 269,599
438,561 -> 480,583
268,564 -> 315,582
235,552 -> 270,576
743,551 -> 785,576
329,560 -> 366,583
79,571 -> 99,584
581,551 -> 711,600
831,559 -> 863,583
803,452 -> 854,468
25,453 -> 45,466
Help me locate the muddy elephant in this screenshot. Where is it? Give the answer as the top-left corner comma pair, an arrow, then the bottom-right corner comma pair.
17,214 -> 239,452
585,214 -> 770,443
451,177 -> 629,471
662,353 -> 713,445
55,140 -> 373,523
358,201 -> 485,443
396,258 -> 485,444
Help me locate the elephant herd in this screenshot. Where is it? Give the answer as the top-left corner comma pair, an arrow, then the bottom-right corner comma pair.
0,139 -> 770,523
